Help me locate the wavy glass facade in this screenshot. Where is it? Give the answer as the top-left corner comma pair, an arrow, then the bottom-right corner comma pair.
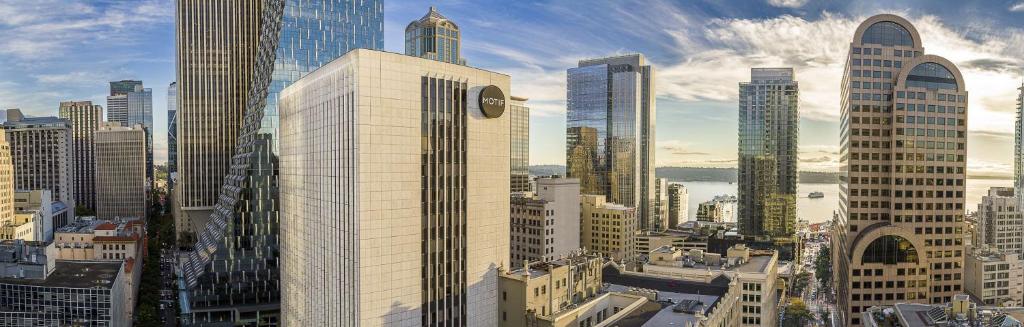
58,101 -> 102,211
176,0 -> 382,324
737,68 -> 798,237
566,54 -> 656,233
833,14 -> 969,326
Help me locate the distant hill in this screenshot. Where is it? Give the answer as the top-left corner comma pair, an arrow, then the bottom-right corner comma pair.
530,165 -> 840,184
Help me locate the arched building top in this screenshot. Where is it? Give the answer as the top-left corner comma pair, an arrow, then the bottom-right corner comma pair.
852,14 -> 922,49
849,223 -> 928,267
896,55 -> 967,92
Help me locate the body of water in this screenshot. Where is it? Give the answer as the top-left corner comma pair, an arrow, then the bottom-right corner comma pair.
675,179 -> 1011,225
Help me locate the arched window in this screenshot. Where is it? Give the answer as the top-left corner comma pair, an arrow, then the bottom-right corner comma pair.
862,235 -> 918,264
906,62 -> 958,90
861,21 -> 915,47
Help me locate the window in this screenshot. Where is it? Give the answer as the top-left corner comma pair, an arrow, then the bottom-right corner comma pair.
861,21 -> 915,46
862,235 -> 919,264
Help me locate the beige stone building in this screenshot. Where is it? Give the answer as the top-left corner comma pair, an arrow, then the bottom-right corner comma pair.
54,218 -> 145,262
634,231 -> 708,260
498,252 -> 605,326
13,190 -> 65,242
94,123 -> 147,220
510,177 -> 581,266
964,247 -> 1023,307
0,130 -> 12,227
581,194 -> 637,263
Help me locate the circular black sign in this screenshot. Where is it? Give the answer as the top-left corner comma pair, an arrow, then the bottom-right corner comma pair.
478,85 -> 505,118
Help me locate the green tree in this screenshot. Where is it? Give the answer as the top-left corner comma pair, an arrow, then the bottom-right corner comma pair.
790,271 -> 812,296
815,244 -> 833,292
783,299 -> 814,327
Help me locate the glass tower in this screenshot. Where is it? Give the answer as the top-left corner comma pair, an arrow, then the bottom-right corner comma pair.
510,96 -> 530,193
106,81 -> 153,185
405,6 -> 465,65
177,0 -> 382,324
737,68 -> 798,238
834,14 -> 968,326
566,54 -> 656,233
167,82 -> 177,192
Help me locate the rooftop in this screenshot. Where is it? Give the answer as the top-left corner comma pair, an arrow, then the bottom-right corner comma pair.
0,261 -> 121,289
602,264 -> 731,326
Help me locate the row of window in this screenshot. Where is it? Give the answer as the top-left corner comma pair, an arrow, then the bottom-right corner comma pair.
852,47 -> 919,58
851,58 -> 903,68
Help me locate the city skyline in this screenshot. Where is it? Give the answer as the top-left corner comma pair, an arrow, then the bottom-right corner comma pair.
1,0 -> 1021,176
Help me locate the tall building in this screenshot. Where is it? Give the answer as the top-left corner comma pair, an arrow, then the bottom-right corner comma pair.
1016,82 -> 1024,209
668,182 -> 688,227
176,0 -> 382,324
167,82 -> 177,192
405,6 -> 465,65
834,14 -> 969,326
278,49 -> 510,326
738,68 -> 798,237
0,129 -> 13,228
510,96 -> 530,193
106,81 -> 153,184
2,109 -> 74,228
566,54 -> 656,232
58,101 -> 102,212
652,178 -> 669,231
510,177 -> 581,266
94,123 -> 147,220
964,247 -> 1024,307
976,187 -> 1023,254
580,194 -> 637,263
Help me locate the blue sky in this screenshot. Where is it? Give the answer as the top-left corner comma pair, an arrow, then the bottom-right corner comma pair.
1,0 -> 1022,176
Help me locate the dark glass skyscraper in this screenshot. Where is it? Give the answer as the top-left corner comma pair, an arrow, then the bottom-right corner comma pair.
510,96 -> 530,193
737,68 -> 798,238
176,0 -> 382,324
566,54 -> 657,232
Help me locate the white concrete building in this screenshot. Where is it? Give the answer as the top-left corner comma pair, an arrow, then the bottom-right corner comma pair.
977,187 -> 1024,255
279,49 -> 511,326
510,177 -> 581,266
94,123 -> 147,220
964,247 -> 1024,307
2,109 -> 74,228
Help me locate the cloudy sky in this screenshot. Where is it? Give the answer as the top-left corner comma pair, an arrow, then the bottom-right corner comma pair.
0,0 -> 1022,177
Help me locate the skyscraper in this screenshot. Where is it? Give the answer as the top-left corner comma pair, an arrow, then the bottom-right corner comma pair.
167,82 -> 177,192
566,54 -> 656,233
834,14 -> 968,326
176,0 -> 382,324
106,81 -> 153,184
653,178 -> 669,231
2,109 -> 74,228
0,130 -> 13,227
278,49 -> 510,326
94,123 -> 147,220
738,68 -> 799,238
510,96 -> 530,193
58,101 -> 102,212
668,182 -> 688,227
976,187 -> 1023,254
405,6 -> 465,65
1016,82 -> 1023,209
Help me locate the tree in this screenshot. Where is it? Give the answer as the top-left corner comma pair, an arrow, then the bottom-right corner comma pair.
815,243 -> 833,292
790,271 -> 812,296
783,299 -> 814,327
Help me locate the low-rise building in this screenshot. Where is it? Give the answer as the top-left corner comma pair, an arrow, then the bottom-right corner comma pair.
964,247 -> 1024,307
642,244 -> 781,326
0,260 -> 130,327
499,252 -> 606,326
54,217 -> 145,262
0,240 -> 56,279
510,177 -> 581,266
12,190 -> 66,242
634,231 -> 708,261
0,211 -> 43,241
581,195 -> 637,263
862,294 -> 1023,327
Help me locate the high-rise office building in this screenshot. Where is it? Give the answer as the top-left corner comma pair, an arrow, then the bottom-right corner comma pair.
58,101 -> 102,211
738,68 -> 798,238
976,187 -> 1023,255
94,123 -> 147,220
1016,82 -> 1024,209
2,109 -> 74,229
580,194 -> 637,263
278,49 -> 511,326
566,54 -> 656,232
0,130 -> 12,227
834,14 -> 969,326
175,0 -> 382,324
667,182 -> 688,227
510,177 -> 581,266
652,178 -> 669,232
106,81 -> 152,184
510,96 -> 530,193
405,6 -> 465,65
167,82 -> 177,192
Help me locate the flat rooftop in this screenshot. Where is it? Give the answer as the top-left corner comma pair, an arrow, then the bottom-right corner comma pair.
604,284 -> 721,327
0,261 -> 120,289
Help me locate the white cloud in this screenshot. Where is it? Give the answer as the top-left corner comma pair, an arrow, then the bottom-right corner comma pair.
1011,2 -> 1024,12
766,0 -> 810,8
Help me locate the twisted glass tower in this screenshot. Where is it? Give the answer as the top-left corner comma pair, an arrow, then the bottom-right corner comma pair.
176,0 -> 382,324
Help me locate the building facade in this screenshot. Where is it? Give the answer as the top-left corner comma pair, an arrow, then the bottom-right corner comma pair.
167,81 -> 177,192
976,187 -> 1023,255
834,14 -> 969,326
106,81 -> 153,184
581,194 -> 637,263
566,54 -> 656,232
696,195 -> 737,223
652,178 -> 669,232
1016,83 -> 1024,211
278,49 -> 510,326
738,68 -> 798,238
510,177 -> 581,266
668,183 -> 688,228
58,101 -> 102,211
0,261 -> 130,327
95,123 -> 147,220
13,190 -> 62,242
405,6 -> 465,65
510,96 -> 530,193
2,109 -> 74,228
964,247 -> 1023,307
498,253 -> 604,327
0,130 -> 12,228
